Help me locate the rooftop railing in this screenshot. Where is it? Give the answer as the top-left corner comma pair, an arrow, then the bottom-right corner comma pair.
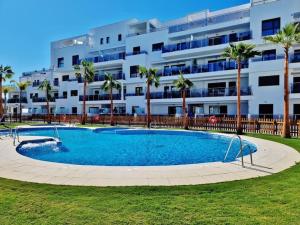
79,94 -> 122,101
156,61 -> 248,77
150,87 -> 252,99
168,9 -> 250,33
162,31 -> 251,53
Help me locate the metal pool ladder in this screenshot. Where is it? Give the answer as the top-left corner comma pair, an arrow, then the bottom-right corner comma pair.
53,125 -> 60,141
13,127 -> 20,146
223,134 -> 254,167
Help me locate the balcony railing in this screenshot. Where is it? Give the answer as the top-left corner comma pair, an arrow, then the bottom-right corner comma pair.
126,50 -> 148,57
7,97 -> 27,103
156,61 -> 248,77
168,9 -> 250,33
150,87 -> 252,99
79,94 -> 122,101
252,54 -> 284,62
162,31 -> 251,53
83,52 -> 125,64
291,83 -> 300,93
78,72 -> 125,83
125,93 -> 145,97
32,97 -> 56,103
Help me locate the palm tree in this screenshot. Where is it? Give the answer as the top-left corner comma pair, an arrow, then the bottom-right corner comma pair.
223,43 -> 260,135
3,86 -> 14,115
74,60 -> 95,125
0,65 -> 14,117
173,73 -> 193,129
264,23 -> 300,138
39,79 -> 52,124
139,66 -> 160,128
11,81 -> 30,122
101,73 -> 121,126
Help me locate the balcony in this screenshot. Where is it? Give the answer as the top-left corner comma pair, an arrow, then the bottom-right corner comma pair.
251,54 -> 284,62
126,50 -> 148,57
291,83 -> 300,93
125,93 -> 145,97
79,94 -> 122,101
162,31 -> 251,54
32,97 -> 56,103
150,87 -> 252,99
168,9 -> 250,33
156,61 -> 248,77
7,97 -> 27,104
78,72 -> 125,83
83,52 -> 125,64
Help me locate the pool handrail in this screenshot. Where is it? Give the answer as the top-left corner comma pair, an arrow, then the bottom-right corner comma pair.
224,134 -> 244,167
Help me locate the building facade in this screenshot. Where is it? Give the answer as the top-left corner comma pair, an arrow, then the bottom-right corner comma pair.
6,0 -> 300,118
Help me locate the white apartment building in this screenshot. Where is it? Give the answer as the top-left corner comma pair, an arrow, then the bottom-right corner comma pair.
6,0 -> 300,118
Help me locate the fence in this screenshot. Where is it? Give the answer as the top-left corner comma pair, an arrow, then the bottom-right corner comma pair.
4,114 -> 300,137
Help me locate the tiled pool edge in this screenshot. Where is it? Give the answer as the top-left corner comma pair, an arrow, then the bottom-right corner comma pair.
0,128 -> 299,186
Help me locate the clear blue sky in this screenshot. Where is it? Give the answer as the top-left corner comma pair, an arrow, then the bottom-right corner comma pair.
0,0 -> 249,79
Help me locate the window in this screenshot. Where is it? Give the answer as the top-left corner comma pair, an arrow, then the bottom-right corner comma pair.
100,38 -> 104,45
262,49 -> 276,61
70,90 -> 78,96
262,18 -> 280,36
258,75 -> 280,86
94,90 -> 100,95
133,46 -> 140,55
294,104 -> 300,119
57,57 -> 64,68
293,49 -> 300,63
259,104 -> 273,118
130,65 -> 139,78
118,34 -> 122,41
106,37 -> 110,44
53,92 -> 58,99
62,75 -> 69,81
135,87 -> 143,96
63,91 -> 67,98
209,105 -> 227,115
152,42 -> 164,51
72,55 -> 79,65
72,107 -> 77,114
30,93 -> 33,99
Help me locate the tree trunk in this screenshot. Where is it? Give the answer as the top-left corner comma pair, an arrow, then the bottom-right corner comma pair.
0,76 -> 3,117
146,81 -> 151,128
282,49 -> 291,138
110,87 -> 114,126
82,80 -> 87,125
4,94 -> 7,115
46,90 -> 50,124
19,91 -> 22,123
182,90 -> 188,130
236,61 -> 242,135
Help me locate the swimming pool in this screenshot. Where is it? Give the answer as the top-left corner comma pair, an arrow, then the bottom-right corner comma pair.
16,128 -> 256,166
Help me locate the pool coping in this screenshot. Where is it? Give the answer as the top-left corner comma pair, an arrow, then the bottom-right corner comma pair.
0,126 -> 300,186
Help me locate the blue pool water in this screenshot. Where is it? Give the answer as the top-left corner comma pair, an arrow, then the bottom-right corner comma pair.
16,128 -> 256,166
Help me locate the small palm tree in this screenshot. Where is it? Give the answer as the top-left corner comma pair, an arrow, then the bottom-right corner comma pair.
74,60 -> 95,125
223,43 -> 260,134
3,86 -> 14,115
0,65 -> 14,117
264,23 -> 300,138
39,79 -> 52,124
11,80 -> 30,122
101,73 -> 121,126
173,73 -> 193,129
139,66 -> 160,128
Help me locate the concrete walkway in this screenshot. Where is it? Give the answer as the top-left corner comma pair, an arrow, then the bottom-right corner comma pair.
0,130 -> 299,186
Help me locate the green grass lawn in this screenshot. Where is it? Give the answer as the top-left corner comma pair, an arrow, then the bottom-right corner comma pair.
0,134 -> 299,225
0,121 -> 44,129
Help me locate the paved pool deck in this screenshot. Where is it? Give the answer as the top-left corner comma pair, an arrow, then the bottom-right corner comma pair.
0,127 -> 299,186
